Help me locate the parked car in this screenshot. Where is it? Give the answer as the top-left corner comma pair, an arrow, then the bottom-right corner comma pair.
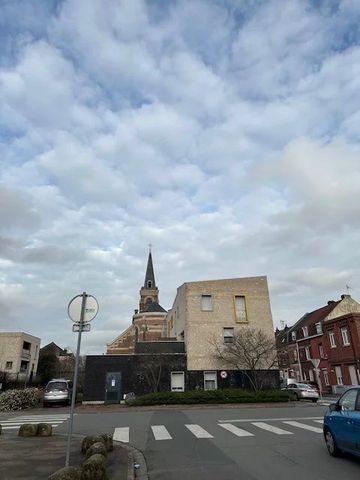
43,378 -> 73,407
282,381 -> 319,402
323,386 -> 360,457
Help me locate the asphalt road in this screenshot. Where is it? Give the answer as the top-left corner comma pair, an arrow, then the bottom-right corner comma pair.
1,404 -> 360,480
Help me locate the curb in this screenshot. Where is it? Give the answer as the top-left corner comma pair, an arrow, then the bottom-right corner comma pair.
114,440 -> 148,480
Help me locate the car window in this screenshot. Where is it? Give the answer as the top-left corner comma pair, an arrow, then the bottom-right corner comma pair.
288,384 -> 297,388
47,381 -> 67,390
339,389 -> 358,411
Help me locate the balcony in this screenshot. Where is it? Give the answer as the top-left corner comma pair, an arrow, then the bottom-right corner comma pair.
21,349 -> 31,360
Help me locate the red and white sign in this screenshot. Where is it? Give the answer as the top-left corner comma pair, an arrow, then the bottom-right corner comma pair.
220,371 -> 227,379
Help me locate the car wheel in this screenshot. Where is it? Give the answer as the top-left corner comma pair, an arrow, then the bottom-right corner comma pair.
294,393 -> 299,401
324,428 -> 341,457
43,402 -> 48,408
312,399 -> 317,403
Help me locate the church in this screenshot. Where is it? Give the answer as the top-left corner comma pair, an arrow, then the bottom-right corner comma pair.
106,249 -> 168,354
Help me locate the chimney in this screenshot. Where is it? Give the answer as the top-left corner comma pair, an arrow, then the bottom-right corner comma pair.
341,294 -> 351,300
134,309 -> 138,314
327,301 -> 335,305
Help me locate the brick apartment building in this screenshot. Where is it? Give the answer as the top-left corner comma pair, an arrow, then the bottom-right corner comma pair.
276,294 -> 360,393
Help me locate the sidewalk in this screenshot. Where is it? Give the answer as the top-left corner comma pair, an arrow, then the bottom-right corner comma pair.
0,434 -> 128,480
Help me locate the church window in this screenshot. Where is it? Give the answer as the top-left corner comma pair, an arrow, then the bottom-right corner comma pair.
147,280 -> 152,288
146,297 -> 153,304
201,295 -> 213,311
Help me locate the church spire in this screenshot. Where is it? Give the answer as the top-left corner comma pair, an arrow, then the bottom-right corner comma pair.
144,245 -> 156,289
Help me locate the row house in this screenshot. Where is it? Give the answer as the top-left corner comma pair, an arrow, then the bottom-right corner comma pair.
276,295 -> 360,394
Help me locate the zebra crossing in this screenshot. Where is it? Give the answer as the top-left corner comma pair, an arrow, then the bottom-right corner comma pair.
112,418 -> 324,443
0,413 -> 72,431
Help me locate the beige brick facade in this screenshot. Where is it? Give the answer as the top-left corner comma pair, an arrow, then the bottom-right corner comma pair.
166,276 -> 275,371
0,332 -> 40,379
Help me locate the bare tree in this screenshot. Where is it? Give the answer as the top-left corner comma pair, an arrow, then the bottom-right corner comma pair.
211,327 -> 278,391
138,354 -> 167,393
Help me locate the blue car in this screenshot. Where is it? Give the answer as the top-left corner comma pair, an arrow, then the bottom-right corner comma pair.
323,386 -> 360,457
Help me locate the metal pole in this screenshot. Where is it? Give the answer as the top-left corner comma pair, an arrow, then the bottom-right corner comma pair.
65,292 -> 87,467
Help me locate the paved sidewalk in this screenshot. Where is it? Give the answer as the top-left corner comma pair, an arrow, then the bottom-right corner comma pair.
0,434 -> 128,480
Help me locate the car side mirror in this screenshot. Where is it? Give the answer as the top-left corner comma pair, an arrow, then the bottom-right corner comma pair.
329,403 -> 340,412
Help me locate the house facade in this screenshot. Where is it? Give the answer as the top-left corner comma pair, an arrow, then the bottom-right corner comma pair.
0,332 -> 41,381
276,294 -> 360,393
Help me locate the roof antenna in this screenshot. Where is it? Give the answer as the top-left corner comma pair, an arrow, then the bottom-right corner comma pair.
346,283 -> 351,293
280,320 -> 285,329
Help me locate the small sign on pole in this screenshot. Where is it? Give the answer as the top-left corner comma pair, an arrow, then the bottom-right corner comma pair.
65,292 -> 98,467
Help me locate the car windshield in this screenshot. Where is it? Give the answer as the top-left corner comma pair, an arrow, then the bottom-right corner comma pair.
297,383 -> 312,389
47,382 -> 67,390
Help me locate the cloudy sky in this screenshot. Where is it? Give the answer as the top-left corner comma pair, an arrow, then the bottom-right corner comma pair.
1,0 -> 360,354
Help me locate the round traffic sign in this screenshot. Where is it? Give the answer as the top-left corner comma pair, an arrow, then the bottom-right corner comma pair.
68,294 -> 99,323
220,371 -> 227,379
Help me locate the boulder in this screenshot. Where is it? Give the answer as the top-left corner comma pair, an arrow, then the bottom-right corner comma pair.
100,433 -> 113,452
18,423 -> 38,437
48,466 -> 81,480
85,442 -> 107,459
81,454 -> 107,480
38,423 -> 53,436
81,435 -> 105,454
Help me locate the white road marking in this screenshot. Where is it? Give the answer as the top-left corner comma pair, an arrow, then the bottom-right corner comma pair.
2,424 -> 60,430
113,427 -> 129,443
283,421 -> 323,433
314,420 -> 323,424
218,416 -> 323,423
151,425 -> 172,440
251,422 -> 293,435
185,424 -> 213,438
219,423 -> 254,437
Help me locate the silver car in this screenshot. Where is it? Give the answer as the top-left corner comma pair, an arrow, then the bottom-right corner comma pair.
43,379 -> 73,407
283,382 -> 319,402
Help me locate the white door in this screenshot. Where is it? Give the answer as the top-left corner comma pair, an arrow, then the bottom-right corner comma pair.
204,371 -> 217,390
348,365 -> 358,385
309,369 -> 314,381
335,366 -> 343,385
171,372 -> 185,392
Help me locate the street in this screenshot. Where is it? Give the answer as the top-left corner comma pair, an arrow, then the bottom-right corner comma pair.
1,404 -> 360,480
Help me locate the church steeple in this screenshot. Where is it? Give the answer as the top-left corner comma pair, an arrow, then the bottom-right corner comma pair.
144,247 -> 156,289
139,247 -> 159,313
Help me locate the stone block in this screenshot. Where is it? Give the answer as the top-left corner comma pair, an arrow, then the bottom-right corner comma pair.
38,423 -> 53,436
81,435 -> 105,454
18,423 -> 38,437
48,466 -> 81,480
81,453 -> 107,480
85,442 -> 107,459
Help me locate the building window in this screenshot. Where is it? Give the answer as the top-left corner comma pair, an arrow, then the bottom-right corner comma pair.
315,322 -> 322,334
204,371 -> 217,390
341,328 -> 350,346
294,349 -> 298,361
305,346 -> 311,360
5,361 -> 13,370
223,327 -> 234,344
20,360 -> 28,374
291,331 -> 296,341
171,372 -> 185,392
147,280 -> 152,288
319,344 -> 325,358
302,326 -> 308,337
323,369 -> 329,386
234,296 -> 247,323
335,366 -> 343,385
329,331 -> 336,348
201,294 -> 213,311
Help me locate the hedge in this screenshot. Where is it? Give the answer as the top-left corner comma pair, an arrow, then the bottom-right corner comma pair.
128,388 -> 291,406
0,387 -> 41,411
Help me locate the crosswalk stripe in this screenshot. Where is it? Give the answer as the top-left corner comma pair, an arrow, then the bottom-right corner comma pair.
185,424 -> 213,438
0,421 -> 65,425
151,425 -> 172,440
314,420 -> 323,424
283,421 -> 323,433
2,424 -> 60,430
219,423 -> 254,437
113,427 -> 129,443
251,422 -> 293,435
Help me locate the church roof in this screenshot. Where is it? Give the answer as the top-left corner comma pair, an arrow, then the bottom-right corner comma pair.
144,250 -> 156,288
143,301 -> 167,313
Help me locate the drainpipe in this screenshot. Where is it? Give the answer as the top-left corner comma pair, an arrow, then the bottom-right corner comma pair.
296,341 -> 303,381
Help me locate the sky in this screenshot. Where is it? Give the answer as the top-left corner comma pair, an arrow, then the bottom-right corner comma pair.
1,0 -> 360,354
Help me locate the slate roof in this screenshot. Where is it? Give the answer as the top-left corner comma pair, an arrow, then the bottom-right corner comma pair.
143,301 -> 167,313
144,251 -> 156,288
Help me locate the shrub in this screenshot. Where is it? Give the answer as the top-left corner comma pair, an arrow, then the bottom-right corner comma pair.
0,387 -> 41,411
129,388 -> 290,406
